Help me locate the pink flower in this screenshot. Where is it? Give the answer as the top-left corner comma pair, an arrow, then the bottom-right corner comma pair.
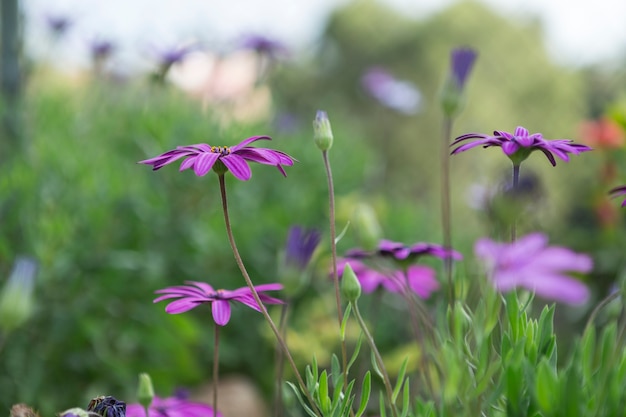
475,233 -> 592,305
126,395 -> 222,417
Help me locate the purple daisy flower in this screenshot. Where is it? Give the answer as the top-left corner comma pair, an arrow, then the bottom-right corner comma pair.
139,136 -> 295,181
337,259 -> 439,298
126,395 -> 222,417
284,226 -> 321,271
451,126 -> 592,166
239,34 -> 288,59
609,185 -> 626,207
475,233 -> 592,305
154,281 -> 284,326
449,47 -> 477,89
346,239 -> 462,262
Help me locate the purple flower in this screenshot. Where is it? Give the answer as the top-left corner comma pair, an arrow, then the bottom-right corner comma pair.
609,185 -> 626,207
284,226 -> 321,271
239,34 -> 288,59
475,233 -> 592,305
126,395 -> 222,417
154,281 -> 284,326
46,14 -> 71,36
361,67 -> 421,115
156,44 -> 196,67
87,396 -> 126,417
451,126 -> 592,166
346,239 -> 462,262
337,259 -> 439,298
449,47 -> 477,89
139,136 -> 295,181
90,39 -> 115,62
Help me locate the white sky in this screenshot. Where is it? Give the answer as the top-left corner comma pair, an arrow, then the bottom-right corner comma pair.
26,0 -> 626,69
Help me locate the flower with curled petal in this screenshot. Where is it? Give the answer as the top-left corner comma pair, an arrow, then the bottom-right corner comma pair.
609,185 -> 626,207
475,233 -> 591,305
139,136 -> 295,181
345,239 -> 462,262
451,126 -> 592,166
154,281 -> 284,326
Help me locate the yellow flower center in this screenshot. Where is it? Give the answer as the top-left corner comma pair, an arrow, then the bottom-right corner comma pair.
211,146 -> 231,155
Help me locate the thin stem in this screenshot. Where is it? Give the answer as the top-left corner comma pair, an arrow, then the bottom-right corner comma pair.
217,175 -> 321,417
585,290 -> 621,333
352,301 -> 399,417
274,302 -> 290,417
511,163 -> 520,242
441,117 -> 455,306
322,150 -> 349,385
213,323 -> 220,417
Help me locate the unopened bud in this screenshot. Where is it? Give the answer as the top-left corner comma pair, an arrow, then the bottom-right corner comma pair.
313,110 -> 334,151
341,263 -> 361,302
138,373 -> 154,411
353,203 -> 382,251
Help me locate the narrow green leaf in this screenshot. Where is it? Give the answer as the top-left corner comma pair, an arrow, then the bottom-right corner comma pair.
379,391 -> 387,417
347,335 -> 363,373
370,350 -> 384,380
285,381 -> 318,417
535,359 -> 558,413
400,377 -> 410,417
331,354 -> 341,387
355,371 -> 371,417
340,303 -> 352,341
319,370 -> 330,414
392,357 -> 408,402
335,221 -> 351,244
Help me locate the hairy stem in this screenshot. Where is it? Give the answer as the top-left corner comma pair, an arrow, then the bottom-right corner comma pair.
213,323 -> 220,417
274,302 -> 290,417
511,163 -> 520,242
217,175 -> 321,417
441,117 -> 455,306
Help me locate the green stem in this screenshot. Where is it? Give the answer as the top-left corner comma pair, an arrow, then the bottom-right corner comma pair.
441,117 -> 454,306
274,302 -> 290,417
213,323 -> 220,417
352,301 -> 399,417
585,290 -> 621,333
511,163 -> 520,242
322,150 -> 349,386
217,175 -> 321,417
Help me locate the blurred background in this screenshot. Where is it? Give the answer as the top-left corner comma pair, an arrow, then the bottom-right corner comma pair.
2,0 -> 626,414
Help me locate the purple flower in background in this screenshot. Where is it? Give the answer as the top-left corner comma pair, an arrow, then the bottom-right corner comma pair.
609,185 -> 626,207
346,239 -> 462,262
90,39 -> 115,62
154,281 -> 284,326
126,395 -> 222,417
451,126 -> 592,166
46,14 -> 71,37
361,67 -> 421,115
156,44 -> 196,67
449,47 -> 477,89
337,259 -> 439,297
239,34 -> 288,59
139,136 -> 295,181
475,233 -> 592,305
285,226 -> 321,271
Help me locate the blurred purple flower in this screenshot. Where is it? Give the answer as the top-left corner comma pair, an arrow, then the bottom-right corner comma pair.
346,239 -> 462,262
139,136 -> 295,181
337,259 -> 439,298
475,233 -> 592,305
285,226 -> 321,271
90,39 -> 115,62
154,281 -> 284,326
156,44 -> 196,67
239,34 -> 288,59
361,67 -> 421,115
451,126 -> 592,166
126,395 -> 222,417
46,14 -> 71,36
609,185 -> 626,207
449,47 -> 477,89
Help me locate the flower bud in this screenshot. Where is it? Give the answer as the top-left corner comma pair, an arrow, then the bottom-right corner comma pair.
138,373 -> 155,411
313,110 -> 334,151
0,257 -> 37,333
341,263 -> 361,303
353,203 -> 382,251
439,47 -> 477,118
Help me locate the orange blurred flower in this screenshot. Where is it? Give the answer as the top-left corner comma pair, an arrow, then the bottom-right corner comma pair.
579,117 -> 625,149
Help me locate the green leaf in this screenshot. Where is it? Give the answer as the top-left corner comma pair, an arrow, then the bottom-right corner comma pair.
319,369 -> 330,414
370,350 -> 384,381
535,359 -> 558,413
379,391 -> 387,417
285,381 -> 318,417
355,371 -> 371,417
331,354 -> 341,387
335,221 -> 351,244
400,378 -> 410,417
340,303 -> 352,341
347,335 -> 363,373
392,357 -> 408,402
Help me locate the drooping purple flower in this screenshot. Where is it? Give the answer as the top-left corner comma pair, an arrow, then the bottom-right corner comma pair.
139,136 -> 295,181
451,126 -> 592,166
284,226 -> 321,271
609,185 -> 626,207
239,34 -> 288,59
126,395 -> 222,417
337,259 -> 439,298
361,67 -> 421,115
449,47 -> 477,89
346,239 -> 462,262
154,281 -> 284,326
474,233 -> 592,305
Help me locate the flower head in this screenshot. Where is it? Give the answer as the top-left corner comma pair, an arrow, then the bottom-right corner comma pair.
475,233 -> 591,305
337,259 -> 439,298
90,39 -> 115,62
87,396 -> 126,417
126,395 -> 222,417
451,126 -> 592,166
139,136 -> 295,181
449,47 -> 477,89
46,14 -> 72,37
154,281 -> 283,326
284,226 -> 321,271
346,239 -> 462,262
361,67 -> 421,115
609,185 -> 626,207
239,34 -> 288,59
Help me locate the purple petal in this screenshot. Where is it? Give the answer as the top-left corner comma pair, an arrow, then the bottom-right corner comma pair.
501,141 -> 520,155
212,299 -> 231,325
522,274 -> 589,305
164,298 -> 204,314
221,154 -> 252,180
514,126 -> 529,137
185,281 -> 216,294
406,265 -> 439,298
230,135 -> 272,152
192,152 -> 221,176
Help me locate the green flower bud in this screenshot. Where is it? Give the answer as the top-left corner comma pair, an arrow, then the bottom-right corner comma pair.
138,373 -> 154,411
353,203 -> 382,251
0,257 -> 37,333
341,263 -> 361,303
313,110 -> 334,151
